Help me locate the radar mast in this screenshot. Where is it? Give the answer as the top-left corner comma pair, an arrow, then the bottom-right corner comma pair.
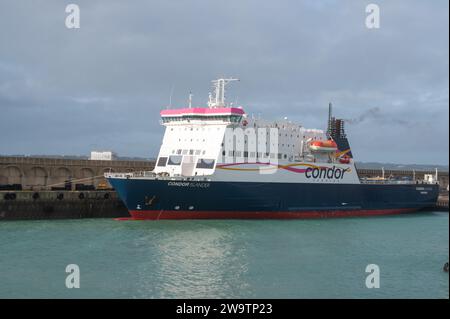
207,78 -> 239,108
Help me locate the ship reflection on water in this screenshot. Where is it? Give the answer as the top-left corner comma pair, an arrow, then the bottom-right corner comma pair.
126,221 -> 252,298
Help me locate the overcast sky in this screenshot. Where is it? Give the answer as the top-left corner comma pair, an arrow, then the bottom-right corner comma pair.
0,0 -> 448,164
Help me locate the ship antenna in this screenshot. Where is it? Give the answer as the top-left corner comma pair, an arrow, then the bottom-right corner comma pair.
327,102 -> 332,138
168,85 -> 174,109
208,78 -> 239,108
188,91 -> 193,108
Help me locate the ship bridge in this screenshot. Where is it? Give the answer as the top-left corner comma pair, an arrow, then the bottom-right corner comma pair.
160,107 -> 244,124
154,78 -> 243,177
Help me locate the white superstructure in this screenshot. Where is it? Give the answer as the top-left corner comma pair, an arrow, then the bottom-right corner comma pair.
152,79 -> 359,184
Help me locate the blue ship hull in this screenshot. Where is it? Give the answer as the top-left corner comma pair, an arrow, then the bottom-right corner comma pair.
107,178 -> 440,219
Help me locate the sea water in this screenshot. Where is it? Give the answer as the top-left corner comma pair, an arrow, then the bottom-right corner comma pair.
0,212 -> 448,298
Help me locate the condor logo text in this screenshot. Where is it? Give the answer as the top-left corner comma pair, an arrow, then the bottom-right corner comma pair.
305,166 -> 350,180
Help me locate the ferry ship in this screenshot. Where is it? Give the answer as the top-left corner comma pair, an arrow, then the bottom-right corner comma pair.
106,78 -> 439,220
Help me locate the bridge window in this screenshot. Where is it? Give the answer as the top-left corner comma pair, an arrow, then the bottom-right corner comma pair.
168,155 -> 183,165
161,114 -> 242,123
157,157 -> 168,167
196,159 -> 215,169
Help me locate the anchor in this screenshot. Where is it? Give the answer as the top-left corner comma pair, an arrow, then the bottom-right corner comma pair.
145,195 -> 157,206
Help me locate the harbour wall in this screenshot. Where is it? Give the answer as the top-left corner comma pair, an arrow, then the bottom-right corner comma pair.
0,156 -> 154,190
0,191 -> 128,220
436,195 -> 449,211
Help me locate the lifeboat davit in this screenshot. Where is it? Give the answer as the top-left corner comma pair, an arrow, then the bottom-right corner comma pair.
309,140 -> 338,152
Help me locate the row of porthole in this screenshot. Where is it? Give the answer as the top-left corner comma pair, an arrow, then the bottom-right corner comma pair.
2,192 -> 111,201
222,151 -> 290,160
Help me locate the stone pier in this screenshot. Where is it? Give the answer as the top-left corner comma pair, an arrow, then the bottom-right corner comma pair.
0,156 -> 154,190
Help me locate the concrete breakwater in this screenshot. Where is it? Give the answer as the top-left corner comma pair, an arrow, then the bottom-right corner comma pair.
0,156 -> 154,190
0,191 -> 129,220
436,195 -> 449,211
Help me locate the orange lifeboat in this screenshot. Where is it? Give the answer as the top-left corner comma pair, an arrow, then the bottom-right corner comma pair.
339,155 -> 351,164
309,140 -> 338,152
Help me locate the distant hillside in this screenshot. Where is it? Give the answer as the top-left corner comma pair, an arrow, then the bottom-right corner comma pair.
355,162 -> 449,172
116,156 -> 155,161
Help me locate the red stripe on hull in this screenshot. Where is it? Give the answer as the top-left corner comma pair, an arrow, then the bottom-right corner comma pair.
126,208 -> 419,220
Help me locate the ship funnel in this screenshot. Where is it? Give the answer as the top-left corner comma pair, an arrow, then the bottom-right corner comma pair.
326,103 -> 354,158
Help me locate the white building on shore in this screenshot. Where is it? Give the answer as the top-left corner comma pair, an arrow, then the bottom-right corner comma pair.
90,151 -> 117,161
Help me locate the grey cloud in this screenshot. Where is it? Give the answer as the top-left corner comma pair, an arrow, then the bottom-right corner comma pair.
0,0 -> 448,164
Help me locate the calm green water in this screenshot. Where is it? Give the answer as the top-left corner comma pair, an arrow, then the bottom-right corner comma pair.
0,212 -> 448,299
